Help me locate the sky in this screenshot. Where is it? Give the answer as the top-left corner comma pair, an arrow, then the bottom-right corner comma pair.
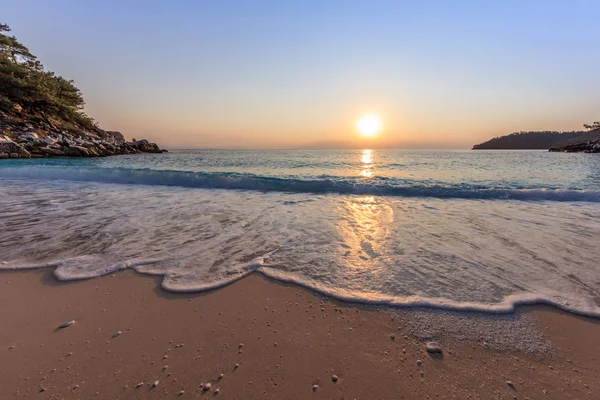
3,0 -> 600,149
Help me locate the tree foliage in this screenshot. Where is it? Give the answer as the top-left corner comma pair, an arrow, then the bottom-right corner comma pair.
584,121 -> 600,131
0,23 -> 96,130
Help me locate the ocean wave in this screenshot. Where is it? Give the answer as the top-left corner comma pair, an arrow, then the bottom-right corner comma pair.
2,180 -> 599,320
1,166 -> 599,202
3,258 -> 599,318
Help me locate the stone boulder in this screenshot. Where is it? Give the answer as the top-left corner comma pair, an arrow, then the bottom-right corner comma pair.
0,137 -> 31,158
15,132 -> 39,142
40,146 -> 66,157
104,131 -> 125,142
131,139 -> 163,153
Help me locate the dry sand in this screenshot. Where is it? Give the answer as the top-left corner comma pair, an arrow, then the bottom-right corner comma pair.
1,269 -> 599,399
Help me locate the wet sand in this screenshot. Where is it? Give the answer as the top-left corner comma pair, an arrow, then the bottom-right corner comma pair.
1,269 -> 598,399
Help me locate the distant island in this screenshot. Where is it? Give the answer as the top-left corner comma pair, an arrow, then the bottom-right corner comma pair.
472,123 -> 600,153
0,23 -> 164,159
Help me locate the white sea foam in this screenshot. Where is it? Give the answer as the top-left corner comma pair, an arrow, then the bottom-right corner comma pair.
1,179 -> 599,318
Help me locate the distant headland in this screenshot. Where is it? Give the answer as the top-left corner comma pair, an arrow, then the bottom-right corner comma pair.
472,122 -> 600,153
0,23 -> 164,159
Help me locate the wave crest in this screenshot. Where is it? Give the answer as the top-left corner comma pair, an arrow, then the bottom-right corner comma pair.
1,166 -> 599,202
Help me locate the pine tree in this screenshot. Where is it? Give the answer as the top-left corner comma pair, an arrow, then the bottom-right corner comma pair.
0,23 -> 96,130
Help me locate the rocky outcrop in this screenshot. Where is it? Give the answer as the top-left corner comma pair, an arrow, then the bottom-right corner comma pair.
130,139 -> 162,153
549,138 -> 600,153
0,136 -> 31,158
0,115 -> 166,159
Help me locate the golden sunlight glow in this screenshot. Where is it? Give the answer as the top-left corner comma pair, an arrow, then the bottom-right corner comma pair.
361,149 -> 372,164
356,114 -> 383,138
360,149 -> 373,177
334,195 -> 393,270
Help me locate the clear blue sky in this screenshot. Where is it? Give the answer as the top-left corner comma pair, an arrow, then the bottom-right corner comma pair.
3,0 -> 599,148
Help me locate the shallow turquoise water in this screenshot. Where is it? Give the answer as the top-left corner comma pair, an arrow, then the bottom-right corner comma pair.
1,149 -> 599,199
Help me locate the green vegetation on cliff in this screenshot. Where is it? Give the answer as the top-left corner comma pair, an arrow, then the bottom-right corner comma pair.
0,23 -> 164,159
0,23 -> 96,131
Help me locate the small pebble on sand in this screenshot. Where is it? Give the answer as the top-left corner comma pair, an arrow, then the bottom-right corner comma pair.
214,388 -> 220,394
203,383 -> 211,391
507,381 -> 515,388
178,390 -> 185,396
135,382 -> 144,389
417,360 -> 423,367
390,334 -> 395,340
312,384 -> 319,391
332,375 -> 338,382
218,373 -> 224,380
151,380 -> 159,388
425,342 -> 443,354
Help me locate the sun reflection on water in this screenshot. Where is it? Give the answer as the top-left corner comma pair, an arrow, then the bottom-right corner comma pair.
360,149 -> 373,178
336,195 -> 394,272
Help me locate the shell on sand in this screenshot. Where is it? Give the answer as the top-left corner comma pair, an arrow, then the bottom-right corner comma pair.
57,320 -> 75,330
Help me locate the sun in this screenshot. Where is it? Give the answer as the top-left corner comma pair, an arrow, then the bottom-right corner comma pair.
356,113 -> 383,138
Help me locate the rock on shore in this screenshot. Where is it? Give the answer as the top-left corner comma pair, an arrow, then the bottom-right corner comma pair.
0,117 -> 165,159
549,138 -> 600,153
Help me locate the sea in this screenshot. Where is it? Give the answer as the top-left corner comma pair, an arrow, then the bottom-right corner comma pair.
1,149 -> 599,316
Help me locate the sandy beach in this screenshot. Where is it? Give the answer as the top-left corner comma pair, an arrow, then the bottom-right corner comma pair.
1,269 -> 598,399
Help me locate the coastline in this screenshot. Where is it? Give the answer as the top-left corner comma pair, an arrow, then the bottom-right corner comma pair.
2,269 -> 598,399
1,111 -> 165,159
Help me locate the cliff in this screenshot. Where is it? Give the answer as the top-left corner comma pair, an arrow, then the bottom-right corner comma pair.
0,23 -> 164,159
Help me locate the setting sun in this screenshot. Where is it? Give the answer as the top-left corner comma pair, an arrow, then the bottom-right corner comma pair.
356,114 -> 383,138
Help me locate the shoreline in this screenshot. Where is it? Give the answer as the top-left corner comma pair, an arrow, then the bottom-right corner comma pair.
2,269 -> 599,399
4,264 -> 600,320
